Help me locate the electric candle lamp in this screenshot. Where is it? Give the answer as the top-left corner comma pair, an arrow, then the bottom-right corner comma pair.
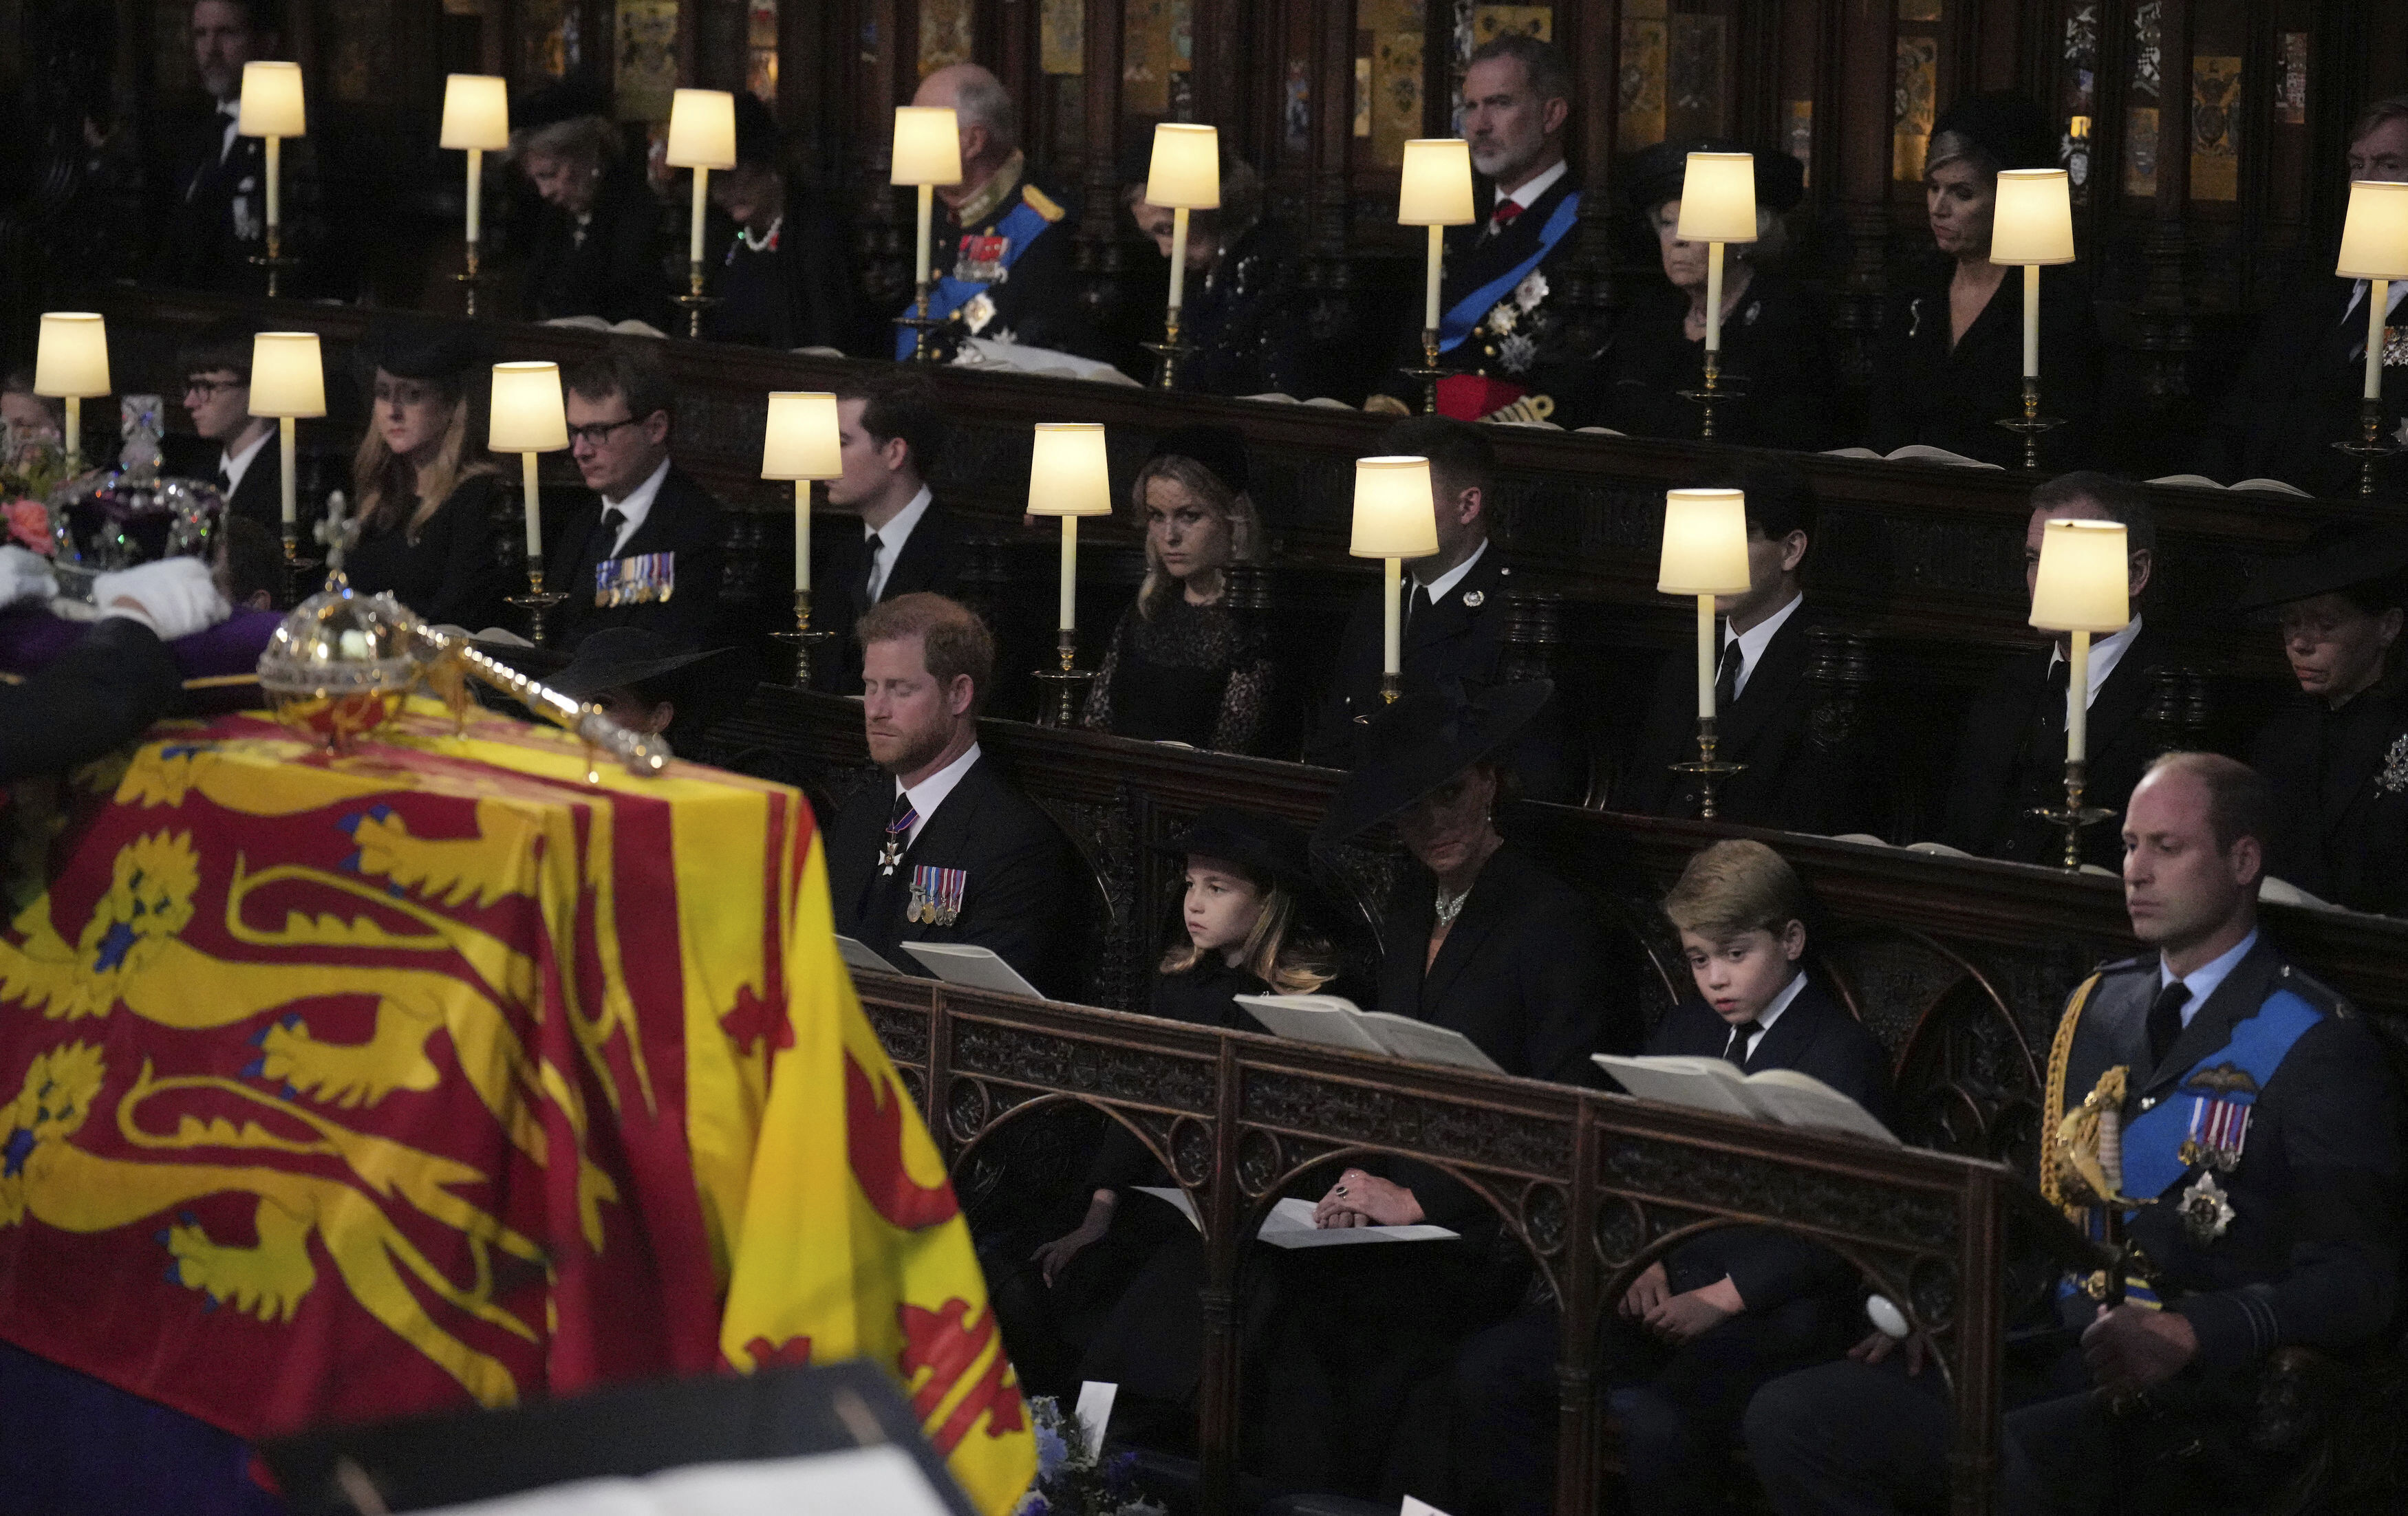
246,332 -> 325,584
1989,168 -> 2076,470
2026,517 -> 2129,867
1025,423 -> 1115,725
890,107 -> 965,361
1673,153 -> 1755,439
1143,122 -> 1221,388
440,74 -> 509,316
34,312 -> 109,466
665,89 -> 737,338
1349,456 -> 1440,702
1398,138 -> 1476,412
237,61 -> 306,296
1657,488 -> 1753,816
2338,181 -> 2408,400
489,362 -> 570,643
762,391 -> 843,685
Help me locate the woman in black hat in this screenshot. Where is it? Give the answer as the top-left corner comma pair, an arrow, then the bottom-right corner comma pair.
702,96 -> 868,354
997,808 -> 1340,1420
343,327 -> 513,631
1079,427 -> 1278,754
508,87 -> 674,331
1121,150 -> 1324,398
1596,140 -> 1831,447
2244,525 -> 2408,914
547,626 -> 733,751
1864,91 -> 2100,468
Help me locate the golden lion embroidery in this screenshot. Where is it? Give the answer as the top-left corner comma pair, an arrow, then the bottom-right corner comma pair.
0,1043 -> 544,1406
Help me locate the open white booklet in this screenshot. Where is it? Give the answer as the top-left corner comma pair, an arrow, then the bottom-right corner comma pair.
900,941 -> 1046,999
1236,995 -> 1504,1074
2144,473 -> 2312,497
1818,444 -> 2003,470
1593,1055 -> 1897,1145
1131,1188 -> 1459,1248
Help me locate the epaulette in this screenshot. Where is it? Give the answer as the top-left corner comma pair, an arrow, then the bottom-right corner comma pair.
2092,954 -> 2151,977
1021,184 -> 1064,223
2275,960 -> 2354,1017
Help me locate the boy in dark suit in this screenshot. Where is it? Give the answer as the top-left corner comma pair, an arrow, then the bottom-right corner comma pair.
1451,838 -> 1890,1516
169,322 -> 282,534
550,343 -> 727,651
821,373 -> 961,692
824,594 -> 1079,999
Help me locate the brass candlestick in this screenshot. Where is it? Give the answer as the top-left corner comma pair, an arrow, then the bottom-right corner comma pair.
1031,627 -> 1097,728
277,523 -> 323,609
1379,669 -> 1403,705
1996,376 -> 2066,471
1143,310 -> 1195,390
771,589 -> 838,689
1677,355 -> 1750,441
453,243 -> 491,318
1399,327 -> 1448,415
2030,757 -> 2113,871
508,558 -> 570,647
892,279 -> 947,363
671,261 -> 719,339
1669,715 -> 1745,819
2332,395 -> 2401,499
248,226 -> 299,299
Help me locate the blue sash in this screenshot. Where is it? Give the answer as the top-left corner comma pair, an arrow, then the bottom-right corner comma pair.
2119,988 -> 2324,1206
894,198 -> 1054,358
1436,191 -> 1582,355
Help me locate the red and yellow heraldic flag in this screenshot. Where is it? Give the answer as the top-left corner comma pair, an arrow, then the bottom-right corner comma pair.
0,706 -> 1032,1513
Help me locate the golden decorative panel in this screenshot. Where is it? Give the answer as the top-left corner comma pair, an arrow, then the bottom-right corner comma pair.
1472,6 -> 1551,45
2189,56 -> 2240,202
1617,0 -> 1668,152
614,0 -> 678,121
1042,0 -> 1085,75
1893,35 -> 1937,181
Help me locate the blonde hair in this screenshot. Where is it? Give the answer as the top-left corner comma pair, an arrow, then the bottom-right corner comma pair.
1663,839 -> 1807,941
1134,455 -> 1260,619
1159,878 -> 1333,995
351,384 -> 497,545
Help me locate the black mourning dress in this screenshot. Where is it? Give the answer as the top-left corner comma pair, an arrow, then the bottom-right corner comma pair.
1598,269 -> 1831,448
1082,593 -> 1275,754
2248,668 -> 2408,915
1865,255 -> 2100,468
700,186 -> 868,354
344,473 -> 513,632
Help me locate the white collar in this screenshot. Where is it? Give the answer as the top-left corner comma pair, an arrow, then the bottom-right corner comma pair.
865,485 -> 935,603
2342,279 -> 2408,324
2160,927 -> 2259,1028
1498,159 -> 1569,213
896,739 -> 982,843
1722,590 -> 1803,700
1415,537 -> 1489,605
2046,614 -> 2144,710
219,426 -> 274,495
1749,970 -> 1809,1039
600,456 -> 674,555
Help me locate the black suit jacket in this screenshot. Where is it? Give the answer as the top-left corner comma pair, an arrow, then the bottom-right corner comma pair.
343,473 -> 515,632
1620,602 -> 1864,832
520,167 -> 674,331
1867,257 -> 2100,469
2059,941 -> 2401,1369
821,500 -> 965,691
1942,622 -> 2164,867
2248,675 -> 2408,916
162,433 -> 281,535
1640,980 -> 1895,1310
152,105 -> 266,295
825,752 -> 1082,1001
0,619 -> 182,783
1375,174 -> 1594,408
2197,272 -> 2408,498
551,466 -> 728,651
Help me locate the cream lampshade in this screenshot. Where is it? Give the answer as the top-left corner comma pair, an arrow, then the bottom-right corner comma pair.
1674,153 -> 1757,243
1026,424 -> 1115,516
488,362 -> 568,453
1398,139 -> 1477,225
247,332 -> 325,418
1656,488 -> 1752,594
1348,457 -> 1440,558
762,392 -> 842,479
34,312 -> 109,398
1991,170 -> 2076,265
665,88 -> 738,170
237,61 -> 307,138
2338,180 -> 2408,279
2028,519 -> 2130,633
439,73 -> 510,151
890,107 -> 965,186
1145,123 -> 1221,208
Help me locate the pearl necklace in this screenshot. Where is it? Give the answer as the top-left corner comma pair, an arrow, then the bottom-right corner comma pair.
740,215 -> 783,255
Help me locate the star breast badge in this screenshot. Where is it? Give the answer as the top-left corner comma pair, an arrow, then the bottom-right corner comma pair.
963,293 -> 998,334
1498,331 -> 1538,375
2379,733 -> 2408,795
2178,1171 -> 2237,1245
1513,269 -> 1549,312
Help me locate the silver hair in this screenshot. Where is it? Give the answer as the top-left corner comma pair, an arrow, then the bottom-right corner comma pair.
510,113 -> 621,167
952,71 -> 1020,154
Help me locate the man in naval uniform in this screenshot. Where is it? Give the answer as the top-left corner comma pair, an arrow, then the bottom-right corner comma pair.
152,0 -> 332,296
1366,34 -> 1596,422
898,65 -> 1095,364
826,594 -> 1080,999
1743,751 -> 2403,1515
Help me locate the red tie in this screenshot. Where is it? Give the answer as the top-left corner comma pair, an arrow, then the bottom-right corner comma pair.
1491,200 -> 1525,229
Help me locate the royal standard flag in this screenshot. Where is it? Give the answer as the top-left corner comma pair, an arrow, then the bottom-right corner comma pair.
0,704 -> 1031,1513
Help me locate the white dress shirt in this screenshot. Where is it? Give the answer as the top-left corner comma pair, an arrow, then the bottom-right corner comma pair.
1721,591 -> 1803,700
2046,614 -> 2144,720
1413,537 -> 1490,614
896,740 -> 982,846
219,427 -> 272,499
1496,159 -> 1569,216
2341,278 -> 2408,327
1734,969 -> 1809,1061
864,486 -> 935,604
2160,928 -> 2259,1030
599,457 -> 672,559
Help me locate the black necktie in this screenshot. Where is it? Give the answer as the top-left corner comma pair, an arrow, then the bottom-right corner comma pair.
2147,980 -> 2192,1069
598,507 -> 627,558
1715,636 -> 1744,709
214,463 -> 233,494
861,534 -> 885,605
1723,1020 -> 1760,1069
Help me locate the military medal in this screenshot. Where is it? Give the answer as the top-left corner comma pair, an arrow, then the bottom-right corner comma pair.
956,233 -> 1010,283
879,799 -> 917,876
2178,1171 -> 2236,1244
2380,733 -> 2408,796
595,552 -> 676,609
2175,1062 -> 2257,1173
908,866 -> 966,927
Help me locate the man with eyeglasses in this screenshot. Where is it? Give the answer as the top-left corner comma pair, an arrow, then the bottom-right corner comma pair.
550,343 -> 727,651
169,322 -> 281,533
